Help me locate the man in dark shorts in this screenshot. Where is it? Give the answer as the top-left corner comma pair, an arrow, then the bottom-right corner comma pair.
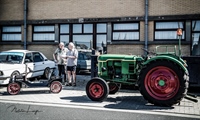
65,42 -> 78,86
53,42 -> 68,84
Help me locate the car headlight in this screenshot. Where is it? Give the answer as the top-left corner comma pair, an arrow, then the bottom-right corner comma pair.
0,70 -> 3,76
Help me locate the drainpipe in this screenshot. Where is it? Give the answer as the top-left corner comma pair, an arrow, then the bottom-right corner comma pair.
23,0 -> 27,50
144,0 -> 148,56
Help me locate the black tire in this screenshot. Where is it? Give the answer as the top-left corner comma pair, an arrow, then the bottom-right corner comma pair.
43,67 -> 50,79
86,77 -> 109,101
138,60 -> 188,106
7,82 -> 21,95
108,83 -> 121,94
11,71 -> 20,80
50,81 -> 62,93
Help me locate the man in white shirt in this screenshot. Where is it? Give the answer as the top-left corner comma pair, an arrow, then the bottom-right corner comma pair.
53,42 -> 68,84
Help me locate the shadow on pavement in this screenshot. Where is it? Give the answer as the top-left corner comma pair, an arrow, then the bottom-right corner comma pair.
59,92 -> 174,111
1,89 -> 52,95
104,96 -> 174,110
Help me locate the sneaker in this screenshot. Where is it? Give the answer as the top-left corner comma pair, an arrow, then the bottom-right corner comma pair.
65,83 -> 72,86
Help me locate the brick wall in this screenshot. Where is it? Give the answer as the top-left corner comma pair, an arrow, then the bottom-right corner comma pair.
107,44 -> 144,55
149,0 -> 200,16
1,0 -> 200,21
0,45 -> 23,51
28,0 -> 144,20
0,0 -> 23,20
28,44 -> 58,59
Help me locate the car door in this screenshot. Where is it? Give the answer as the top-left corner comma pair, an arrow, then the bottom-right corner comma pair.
32,52 -> 45,77
24,53 -> 34,78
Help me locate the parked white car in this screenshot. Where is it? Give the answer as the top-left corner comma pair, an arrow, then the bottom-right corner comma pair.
0,50 -> 56,85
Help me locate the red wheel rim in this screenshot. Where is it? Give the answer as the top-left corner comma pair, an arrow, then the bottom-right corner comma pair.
145,66 -> 180,100
8,83 -> 20,95
51,81 -> 62,93
89,82 -> 104,98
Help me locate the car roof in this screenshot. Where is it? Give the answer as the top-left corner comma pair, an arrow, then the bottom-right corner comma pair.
77,49 -> 92,52
2,49 -> 39,53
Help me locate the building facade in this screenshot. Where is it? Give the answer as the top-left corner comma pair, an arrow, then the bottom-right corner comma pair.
0,0 -> 200,59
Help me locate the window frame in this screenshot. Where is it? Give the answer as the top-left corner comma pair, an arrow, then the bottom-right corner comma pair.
32,25 -> 55,42
191,20 -> 200,56
96,23 -> 107,51
154,21 -> 185,41
59,24 -> 70,45
112,22 -> 140,41
72,23 -> 93,34
1,25 -> 22,41
72,23 -> 94,49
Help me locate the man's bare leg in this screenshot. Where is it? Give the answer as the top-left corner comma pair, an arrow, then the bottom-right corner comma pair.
72,71 -> 76,86
67,71 -> 72,86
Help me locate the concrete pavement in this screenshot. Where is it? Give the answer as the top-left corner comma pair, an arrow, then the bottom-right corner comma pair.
0,75 -> 200,119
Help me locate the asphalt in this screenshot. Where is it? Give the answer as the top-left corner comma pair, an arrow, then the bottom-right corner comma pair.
0,74 -> 200,119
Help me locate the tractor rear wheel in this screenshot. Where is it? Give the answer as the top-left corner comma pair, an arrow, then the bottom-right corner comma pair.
138,60 -> 188,106
86,77 -> 109,101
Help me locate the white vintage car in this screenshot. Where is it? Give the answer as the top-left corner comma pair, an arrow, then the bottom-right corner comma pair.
0,50 -> 56,85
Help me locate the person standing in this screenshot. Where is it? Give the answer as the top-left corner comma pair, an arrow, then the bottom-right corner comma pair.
65,42 -> 78,86
53,42 -> 68,84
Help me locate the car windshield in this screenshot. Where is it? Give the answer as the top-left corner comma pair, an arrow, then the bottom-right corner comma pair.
0,52 -> 24,64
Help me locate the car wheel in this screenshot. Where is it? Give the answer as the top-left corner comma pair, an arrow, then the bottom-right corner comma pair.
11,71 -> 20,80
43,67 -> 50,79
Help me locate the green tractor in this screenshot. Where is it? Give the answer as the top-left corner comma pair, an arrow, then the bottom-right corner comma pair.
86,45 -> 189,106
86,29 -> 198,106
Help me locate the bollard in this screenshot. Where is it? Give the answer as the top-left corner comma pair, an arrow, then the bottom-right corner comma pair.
91,50 -> 98,78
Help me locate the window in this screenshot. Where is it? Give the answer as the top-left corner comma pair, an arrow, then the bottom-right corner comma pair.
33,25 -> 55,41
1,26 -> 22,41
60,24 -> 69,45
96,23 -> 107,51
73,35 -> 93,49
73,24 -> 93,33
112,23 -> 139,41
191,20 -> 200,56
59,23 -> 107,50
25,53 -> 33,63
154,21 -> 185,40
33,52 -> 44,62
72,24 -> 93,49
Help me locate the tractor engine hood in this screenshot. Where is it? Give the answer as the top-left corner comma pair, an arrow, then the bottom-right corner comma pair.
98,54 -> 143,61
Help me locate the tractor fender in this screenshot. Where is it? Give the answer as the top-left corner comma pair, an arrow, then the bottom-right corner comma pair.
142,55 -> 189,74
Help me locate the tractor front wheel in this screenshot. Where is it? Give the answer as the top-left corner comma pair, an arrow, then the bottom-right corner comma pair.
138,60 -> 188,106
86,77 -> 109,101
